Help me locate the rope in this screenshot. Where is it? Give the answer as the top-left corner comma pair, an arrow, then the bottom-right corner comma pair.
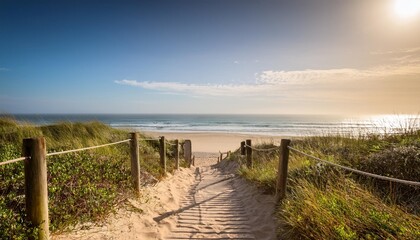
288,146 -> 420,187
244,143 -> 279,152
46,139 -> 131,157
1,139 -> 131,166
0,157 -> 27,166
165,140 -> 178,146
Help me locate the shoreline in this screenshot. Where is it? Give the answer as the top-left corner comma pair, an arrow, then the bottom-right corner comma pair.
138,130 -> 296,153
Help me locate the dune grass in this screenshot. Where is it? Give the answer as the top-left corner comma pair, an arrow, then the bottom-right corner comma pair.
0,116 -> 187,239
229,131 -> 420,239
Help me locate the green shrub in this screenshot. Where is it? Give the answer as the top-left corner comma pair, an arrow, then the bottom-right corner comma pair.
0,117 -> 188,238
228,131 -> 420,239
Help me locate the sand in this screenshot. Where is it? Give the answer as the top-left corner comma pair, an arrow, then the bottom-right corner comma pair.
53,153 -> 277,239
142,131 -> 286,152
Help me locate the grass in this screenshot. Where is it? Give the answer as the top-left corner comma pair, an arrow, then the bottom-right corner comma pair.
229,131 -> 420,239
0,116 -> 187,239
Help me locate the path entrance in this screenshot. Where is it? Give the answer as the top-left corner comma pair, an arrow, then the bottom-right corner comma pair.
54,153 -> 276,240
156,154 -> 276,240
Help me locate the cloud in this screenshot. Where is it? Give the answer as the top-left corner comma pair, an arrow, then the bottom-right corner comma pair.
115,60 -> 420,98
258,63 -> 420,85
370,47 -> 420,55
256,68 -> 363,85
115,79 -> 272,96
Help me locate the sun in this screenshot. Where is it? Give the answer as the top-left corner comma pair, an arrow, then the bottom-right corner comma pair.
394,0 -> 420,19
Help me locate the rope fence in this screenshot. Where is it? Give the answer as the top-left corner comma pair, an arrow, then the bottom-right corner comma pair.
1,139 -> 133,166
217,150 -> 231,163
0,133 -> 189,239
238,138 -> 420,202
0,156 -> 27,166
244,143 -> 279,152
139,138 -> 160,141
46,139 -> 131,157
166,141 -> 178,146
288,146 -> 420,187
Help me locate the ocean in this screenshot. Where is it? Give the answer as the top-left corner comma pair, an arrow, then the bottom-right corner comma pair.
8,114 -> 420,137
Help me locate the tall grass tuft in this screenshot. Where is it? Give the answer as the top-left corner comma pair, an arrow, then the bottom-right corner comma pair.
229,130 -> 420,239
0,116 -> 186,239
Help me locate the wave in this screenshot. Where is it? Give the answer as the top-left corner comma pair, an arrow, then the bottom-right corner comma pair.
11,114 -> 420,137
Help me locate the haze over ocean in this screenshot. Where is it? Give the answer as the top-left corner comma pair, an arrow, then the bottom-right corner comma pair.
9,114 -> 420,137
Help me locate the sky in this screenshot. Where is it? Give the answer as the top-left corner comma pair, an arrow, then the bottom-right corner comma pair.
0,0 -> 419,115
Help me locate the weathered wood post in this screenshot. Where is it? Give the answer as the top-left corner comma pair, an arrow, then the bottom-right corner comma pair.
246,139 -> 252,168
159,136 -> 167,173
192,155 -> 195,166
240,141 -> 245,155
130,132 -> 140,194
183,140 -> 192,167
174,139 -> 179,170
220,152 -> 223,162
23,137 -> 49,240
227,151 -> 231,158
276,139 -> 291,202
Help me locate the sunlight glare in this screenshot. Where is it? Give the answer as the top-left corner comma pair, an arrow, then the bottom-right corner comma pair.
368,114 -> 420,133
394,0 -> 420,19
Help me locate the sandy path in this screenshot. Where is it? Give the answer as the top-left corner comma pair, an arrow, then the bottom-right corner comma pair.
162,165 -> 255,239
54,154 -> 276,240
158,155 -> 276,240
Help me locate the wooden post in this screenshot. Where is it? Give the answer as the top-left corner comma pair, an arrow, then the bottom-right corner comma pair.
130,132 -> 140,194
159,136 -> 166,173
246,139 -> 252,168
276,139 -> 291,202
175,139 -> 179,170
192,155 -> 195,166
217,157 -> 220,163
23,137 -> 49,240
227,151 -> 231,158
220,152 -> 223,161
240,141 -> 245,155
184,140 -> 192,167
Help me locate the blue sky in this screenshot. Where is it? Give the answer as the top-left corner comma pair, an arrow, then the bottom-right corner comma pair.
1,0 -> 419,114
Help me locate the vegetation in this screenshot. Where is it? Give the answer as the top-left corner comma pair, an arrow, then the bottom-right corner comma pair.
229,131 -> 420,239
0,116 -> 187,239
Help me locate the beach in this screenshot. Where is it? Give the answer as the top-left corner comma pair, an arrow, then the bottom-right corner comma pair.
141,131 -> 288,153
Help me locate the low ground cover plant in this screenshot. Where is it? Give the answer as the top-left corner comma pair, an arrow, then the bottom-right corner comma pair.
0,117 -> 186,239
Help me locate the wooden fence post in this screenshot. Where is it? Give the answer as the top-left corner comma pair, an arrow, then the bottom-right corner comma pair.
23,137 -> 49,240
227,151 -> 231,158
130,132 -> 140,194
220,152 -> 223,162
276,139 -> 291,202
175,139 -> 179,170
246,139 -> 252,168
184,140 -> 192,167
240,141 -> 245,155
159,136 -> 166,173
192,155 -> 195,166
